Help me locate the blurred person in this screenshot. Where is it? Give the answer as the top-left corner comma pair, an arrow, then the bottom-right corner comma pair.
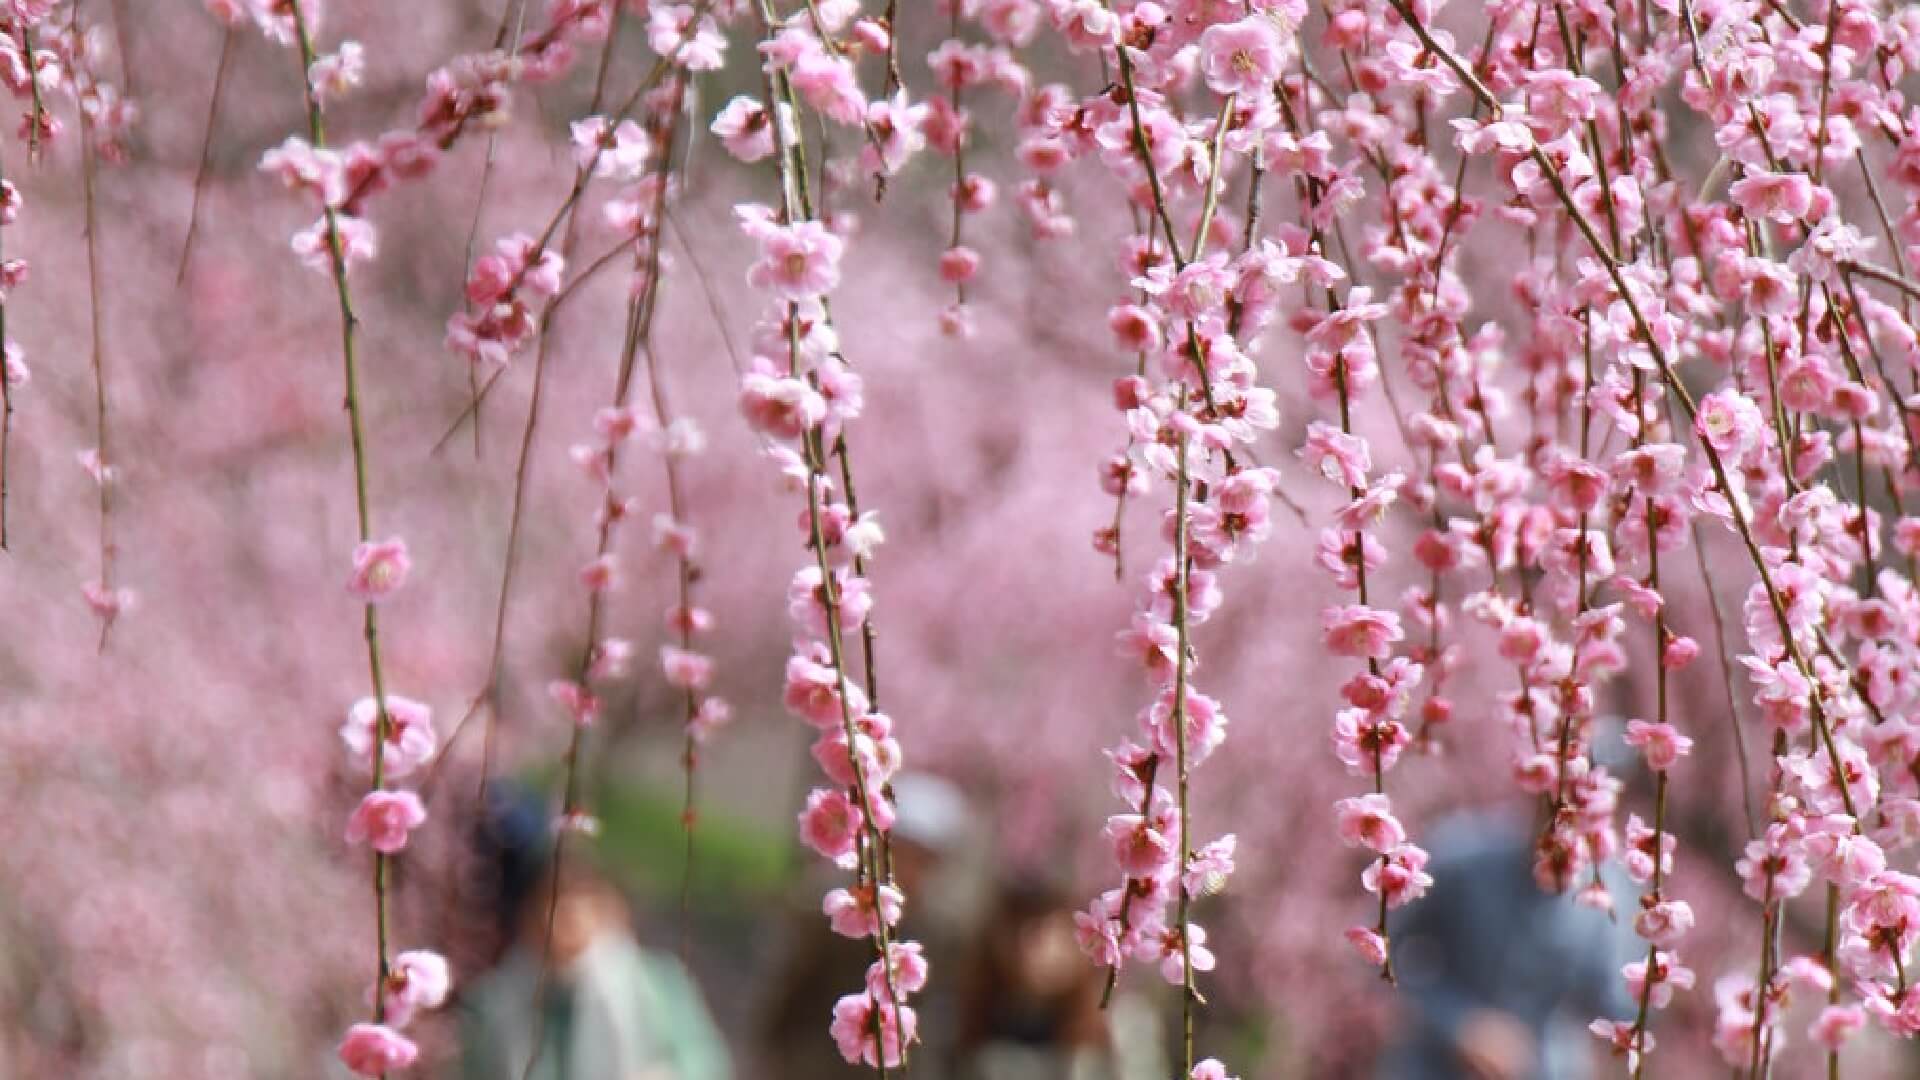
1377,805 -> 1638,1080
455,849 -> 730,1080
953,878 -> 1164,1080
758,773 -> 972,1078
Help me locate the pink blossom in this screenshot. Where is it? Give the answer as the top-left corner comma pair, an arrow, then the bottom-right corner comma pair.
688,696 -> 733,743
1361,843 -> 1432,908
82,581 -> 135,621
1804,820 -> 1886,887
711,95 -> 777,162
1142,921 -> 1217,984
747,219 -> 845,301
1633,900 -> 1695,949
784,650 -> 869,729
1694,388 -> 1765,457
1299,421 -> 1370,488
823,883 -> 904,939
548,679 -> 600,726
1143,256 -> 1234,321
1075,900 -> 1123,967
1116,612 -> 1180,683
1333,474 -> 1400,532
791,52 -> 866,124
648,4 -> 726,69
570,115 -> 652,180
1147,686 -> 1229,765
1622,815 -> 1674,885
863,91 -> 928,175
938,246 -> 981,284
340,695 -> 436,780
866,939 -> 929,998
850,18 -> 889,53
1105,812 -> 1177,880
1198,17 -> 1288,97
1736,831 -> 1814,901
1791,218 -> 1873,284
259,136 -> 345,206
1185,835 -> 1238,895
383,949 -> 450,1028
292,214 -> 378,274
830,993 -> 916,1068
1453,116 -> 1535,155
739,368 -> 827,442
1862,983 -> 1920,1036
1108,304 -> 1163,353
1661,636 -> 1699,669
347,538 -> 410,601
1345,926 -> 1388,966
954,172 -> 996,213
337,1023 -> 418,1076
660,645 -> 714,691
2,342 -> 26,388
788,565 -> 872,637
799,787 -> 865,863
1811,1004 -> 1866,1051
1588,1019 -> 1648,1069
1333,793 -> 1406,853
927,39 -> 991,90
345,789 -> 427,855
1332,708 -> 1411,776
1623,720 -> 1692,772
465,232 -> 563,306
1322,604 -> 1404,660
578,553 -> 620,593
308,42 -> 365,105
1623,952 -> 1695,1010
1730,171 -> 1818,224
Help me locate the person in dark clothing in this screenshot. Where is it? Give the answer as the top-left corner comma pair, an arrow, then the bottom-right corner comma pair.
953,878 -> 1163,1080
757,774 -> 970,1079
452,787 -> 730,1080
1378,807 -> 1637,1080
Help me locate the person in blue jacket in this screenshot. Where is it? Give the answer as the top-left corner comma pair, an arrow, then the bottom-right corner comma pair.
1377,805 -> 1638,1080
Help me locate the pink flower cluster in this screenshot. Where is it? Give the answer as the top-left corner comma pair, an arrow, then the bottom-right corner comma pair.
732,7 -> 934,1068
447,232 -> 566,368
1153,0 -> 1920,1067
1018,0 -> 1920,1067
1056,12 -> 1348,1076
336,949 -> 450,1076
0,54 -> 28,554
251,4 -> 460,1073
10,6 -> 141,630
263,2 -> 605,365
99,0 -> 1920,1071
534,44 -> 736,904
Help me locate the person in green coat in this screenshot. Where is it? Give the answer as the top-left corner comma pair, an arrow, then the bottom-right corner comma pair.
456,859 -> 731,1080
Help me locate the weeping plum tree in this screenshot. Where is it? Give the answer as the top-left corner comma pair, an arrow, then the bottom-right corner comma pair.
17,0 -> 1920,1075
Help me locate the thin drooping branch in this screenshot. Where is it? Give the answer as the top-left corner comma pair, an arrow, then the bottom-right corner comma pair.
451,0 -> 536,458
75,8 -> 116,652
285,4 -> 407,1069
430,13 -> 705,445
177,24 -> 235,284
517,58 -> 706,1080
436,6 -> 626,807
1385,0 -> 1861,821
0,134 -> 12,553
